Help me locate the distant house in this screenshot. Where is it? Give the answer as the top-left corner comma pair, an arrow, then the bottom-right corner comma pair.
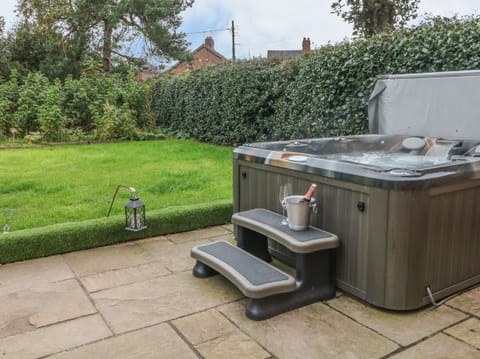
267,37 -> 311,59
167,37 -> 227,75
134,68 -> 161,82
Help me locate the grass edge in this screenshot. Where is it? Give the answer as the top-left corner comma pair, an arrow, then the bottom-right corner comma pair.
0,199 -> 233,264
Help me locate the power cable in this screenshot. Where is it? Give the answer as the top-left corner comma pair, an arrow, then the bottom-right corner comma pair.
185,27 -> 230,35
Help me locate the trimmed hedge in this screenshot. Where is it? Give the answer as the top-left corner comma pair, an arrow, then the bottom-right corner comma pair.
152,16 -> 480,145
0,200 -> 232,264
152,61 -> 290,145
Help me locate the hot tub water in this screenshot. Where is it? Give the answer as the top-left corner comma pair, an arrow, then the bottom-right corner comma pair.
321,152 -> 450,170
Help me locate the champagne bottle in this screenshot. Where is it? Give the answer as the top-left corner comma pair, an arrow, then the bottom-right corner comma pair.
302,183 -> 317,202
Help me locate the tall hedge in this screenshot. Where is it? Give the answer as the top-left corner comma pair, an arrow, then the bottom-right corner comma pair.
152,60 -> 290,145
152,16 -> 480,145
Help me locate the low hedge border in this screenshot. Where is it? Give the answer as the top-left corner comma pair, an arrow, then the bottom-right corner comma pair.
0,200 -> 232,264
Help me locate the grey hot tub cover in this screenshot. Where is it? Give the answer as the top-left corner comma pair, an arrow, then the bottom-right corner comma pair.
368,70 -> 480,139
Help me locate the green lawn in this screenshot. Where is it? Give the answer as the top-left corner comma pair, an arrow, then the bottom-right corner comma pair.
0,140 -> 233,231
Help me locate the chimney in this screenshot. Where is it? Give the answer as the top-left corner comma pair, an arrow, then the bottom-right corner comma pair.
302,37 -> 311,53
205,36 -> 214,49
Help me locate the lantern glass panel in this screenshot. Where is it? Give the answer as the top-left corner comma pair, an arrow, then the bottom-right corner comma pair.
125,198 -> 146,231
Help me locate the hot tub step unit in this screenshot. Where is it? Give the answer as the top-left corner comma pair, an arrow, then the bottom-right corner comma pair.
191,240 -> 296,298
191,208 -> 338,320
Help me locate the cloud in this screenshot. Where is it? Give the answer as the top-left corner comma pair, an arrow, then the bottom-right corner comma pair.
2,0 -> 479,61
180,0 -> 480,60
418,0 -> 480,17
0,0 -> 18,29
181,0 -> 352,59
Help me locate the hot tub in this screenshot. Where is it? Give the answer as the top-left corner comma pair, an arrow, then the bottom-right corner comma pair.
233,71 -> 480,310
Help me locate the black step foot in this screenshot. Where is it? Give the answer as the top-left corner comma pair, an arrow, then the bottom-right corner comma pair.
246,285 -> 336,320
193,261 -> 218,278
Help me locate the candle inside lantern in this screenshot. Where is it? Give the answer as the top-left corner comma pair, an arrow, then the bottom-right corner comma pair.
130,213 -> 142,229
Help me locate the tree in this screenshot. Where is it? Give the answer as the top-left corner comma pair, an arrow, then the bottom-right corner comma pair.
1,1 -> 91,80
18,0 -> 194,72
331,0 -> 420,36
3,20 -> 87,80
0,16 -> 8,79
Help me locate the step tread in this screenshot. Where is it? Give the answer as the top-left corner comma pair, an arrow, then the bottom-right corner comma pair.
191,240 -> 296,298
232,209 -> 339,253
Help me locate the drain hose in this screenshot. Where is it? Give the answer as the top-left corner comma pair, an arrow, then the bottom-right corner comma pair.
425,285 -> 460,308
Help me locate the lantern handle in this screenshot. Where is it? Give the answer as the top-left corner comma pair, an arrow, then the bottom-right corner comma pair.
107,185 -> 137,217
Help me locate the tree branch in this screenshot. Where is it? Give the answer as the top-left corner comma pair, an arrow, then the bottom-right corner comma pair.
110,49 -> 141,62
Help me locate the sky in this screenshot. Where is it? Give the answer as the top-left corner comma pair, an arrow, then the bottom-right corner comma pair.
1,0 -> 479,60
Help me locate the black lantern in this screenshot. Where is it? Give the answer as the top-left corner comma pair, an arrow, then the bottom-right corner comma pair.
107,185 -> 146,231
124,196 -> 146,231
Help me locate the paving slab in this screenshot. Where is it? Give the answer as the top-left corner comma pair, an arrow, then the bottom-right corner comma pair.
0,279 -> 96,339
137,238 -> 212,273
218,300 -> 398,359
172,309 -> 237,345
0,256 -> 74,296
0,315 -> 111,359
134,235 -> 171,246
63,242 -> 155,277
91,271 -> 242,334
196,332 -> 271,359
390,333 -> 480,359
3,225 -> 479,358
80,261 -> 171,293
49,323 -> 197,359
166,226 -> 231,244
327,295 -> 467,346
446,286 -> 480,317
213,233 -> 236,245
221,223 -> 234,232
173,309 -> 270,358
444,317 -> 480,349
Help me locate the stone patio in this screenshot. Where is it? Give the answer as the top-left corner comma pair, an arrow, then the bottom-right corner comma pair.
0,225 -> 479,358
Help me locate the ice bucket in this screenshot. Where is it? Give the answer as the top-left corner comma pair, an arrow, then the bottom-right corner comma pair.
285,195 -> 316,231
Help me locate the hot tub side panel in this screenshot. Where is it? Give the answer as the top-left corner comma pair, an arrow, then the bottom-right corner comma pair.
382,189 -> 430,310
380,182 -> 480,310
233,159 -> 391,304
425,182 -> 480,299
